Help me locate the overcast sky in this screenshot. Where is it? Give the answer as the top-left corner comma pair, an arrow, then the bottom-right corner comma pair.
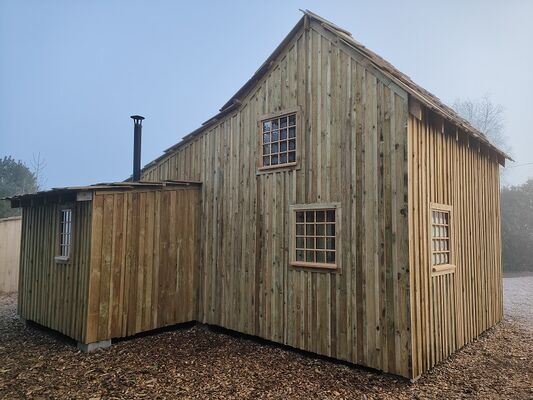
1,0 -> 532,188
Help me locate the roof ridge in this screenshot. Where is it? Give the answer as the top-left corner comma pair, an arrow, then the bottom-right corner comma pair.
303,11 -> 511,160
142,10 -> 511,173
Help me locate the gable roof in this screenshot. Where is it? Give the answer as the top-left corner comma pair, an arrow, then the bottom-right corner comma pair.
143,10 -> 510,172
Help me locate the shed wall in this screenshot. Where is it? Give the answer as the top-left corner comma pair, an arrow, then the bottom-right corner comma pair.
85,187 -> 201,343
143,23 -> 412,376
18,201 -> 92,342
408,112 -> 503,377
0,216 -> 22,293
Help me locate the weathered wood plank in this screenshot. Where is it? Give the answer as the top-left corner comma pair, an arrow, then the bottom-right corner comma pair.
141,23 -> 412,377
408,110 -> 503,377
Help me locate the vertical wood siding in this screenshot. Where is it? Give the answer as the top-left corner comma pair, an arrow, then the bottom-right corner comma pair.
143,23 -> 412,377
18,201 -> 92,342
408,112 -> 503,378
85,187 -> 200,343
0,217 -> 22,293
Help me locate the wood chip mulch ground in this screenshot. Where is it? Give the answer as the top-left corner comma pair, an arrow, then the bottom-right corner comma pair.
0,294 -> 531,399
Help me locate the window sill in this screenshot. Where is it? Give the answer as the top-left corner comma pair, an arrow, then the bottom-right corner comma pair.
257,162 -> 298,175
432,264 -> 455,276
291,261 -> 339,273
54,256 -> 70,264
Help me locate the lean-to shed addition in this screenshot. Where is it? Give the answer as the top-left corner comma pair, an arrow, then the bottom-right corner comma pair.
11,11 -> 509,379
12,182 -> 200,348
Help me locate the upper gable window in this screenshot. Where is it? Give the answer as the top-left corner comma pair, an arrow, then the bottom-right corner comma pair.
260,112 -> 297,170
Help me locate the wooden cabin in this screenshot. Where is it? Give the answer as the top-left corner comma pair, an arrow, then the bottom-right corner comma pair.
11,11 -> 509,379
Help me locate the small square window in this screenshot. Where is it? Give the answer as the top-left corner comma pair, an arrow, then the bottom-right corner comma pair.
260,112 -> 297,170
289,139 -> 296,150
291,205 -> 339,270
289,127 -> 296,138
289,114 -> 296,126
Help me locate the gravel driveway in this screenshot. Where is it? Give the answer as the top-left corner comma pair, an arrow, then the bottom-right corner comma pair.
503,274 -> 533,326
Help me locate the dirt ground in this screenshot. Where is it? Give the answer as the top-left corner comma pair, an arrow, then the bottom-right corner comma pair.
0,293 -> 532,399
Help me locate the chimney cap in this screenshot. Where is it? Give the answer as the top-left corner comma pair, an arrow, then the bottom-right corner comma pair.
130,115 -> 145,121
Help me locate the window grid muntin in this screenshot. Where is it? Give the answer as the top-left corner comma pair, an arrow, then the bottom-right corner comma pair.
261,113 -> 297,168
294,208 -> 336,265
431,210 -> 450,266
59,208 -> 72,258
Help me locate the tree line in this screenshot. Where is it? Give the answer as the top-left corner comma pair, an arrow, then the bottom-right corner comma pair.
501,180 -> 533,272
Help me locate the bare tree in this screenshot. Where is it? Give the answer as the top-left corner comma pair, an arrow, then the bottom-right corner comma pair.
30,152 -> 47,190
453,95 -> 511,185
452,95 -> 511,154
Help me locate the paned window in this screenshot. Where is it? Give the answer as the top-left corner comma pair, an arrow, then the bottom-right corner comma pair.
291,205 -> 339,270
431,209 -> 450,266
261,112 -> 297,169
58,208 -> 72,259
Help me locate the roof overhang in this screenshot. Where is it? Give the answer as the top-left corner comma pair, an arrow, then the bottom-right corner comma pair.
5,180 -> 202,208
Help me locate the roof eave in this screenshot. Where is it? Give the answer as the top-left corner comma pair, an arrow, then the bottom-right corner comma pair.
5,180 -> 202,207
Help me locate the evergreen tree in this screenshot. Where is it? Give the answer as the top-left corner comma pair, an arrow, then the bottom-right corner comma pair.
0,156 -> 39,218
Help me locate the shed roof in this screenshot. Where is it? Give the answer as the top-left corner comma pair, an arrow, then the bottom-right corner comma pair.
5,180 -> 201,207
143,10 -> 511,172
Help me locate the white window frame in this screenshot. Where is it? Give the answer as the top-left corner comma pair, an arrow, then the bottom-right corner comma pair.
55,205 -> 73,263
